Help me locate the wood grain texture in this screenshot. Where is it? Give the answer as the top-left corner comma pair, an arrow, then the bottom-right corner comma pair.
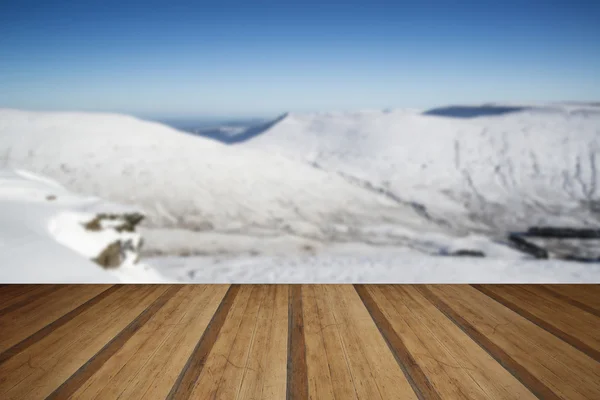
287,285 -> 308,400
0,285 -> 165,400
535,285 -> 600,317
167,284 -> 239,400
0,285 -> 114,353
115,285 -> 229,399
0,285 -> 120,365
0,284 -> 598,400
426,285 -> 600,400
307,285 -> 358,400
355,285 -> 439,400
417,285 -> 560,400
544,285 -> 600,312
0,285 -> 58,316
324,285 -> 418,400
47,285 -> 180,399
69,285 -> 199,400
370,285 -> 536,400
473,284 -> 600,362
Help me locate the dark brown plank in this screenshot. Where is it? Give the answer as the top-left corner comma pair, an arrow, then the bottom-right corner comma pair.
287,285 -> 308,400
0,285 -> 120,365
417,286 -> 560,400
167,284 -> 241,400
355,285 -> 439,400
46,285 -> 180,399
473,285 -> 600,362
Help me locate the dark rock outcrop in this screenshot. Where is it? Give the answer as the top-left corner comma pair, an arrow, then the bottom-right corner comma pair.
451,249 -> 485,257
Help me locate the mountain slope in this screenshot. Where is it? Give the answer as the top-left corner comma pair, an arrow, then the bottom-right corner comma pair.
243,104 -> 600,238
0,109 -> 451,255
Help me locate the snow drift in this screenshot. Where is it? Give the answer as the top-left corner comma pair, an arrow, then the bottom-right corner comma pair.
0,169 -> 161,282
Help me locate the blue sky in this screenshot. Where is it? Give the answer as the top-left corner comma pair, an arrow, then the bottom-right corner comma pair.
1,0 -> 599,119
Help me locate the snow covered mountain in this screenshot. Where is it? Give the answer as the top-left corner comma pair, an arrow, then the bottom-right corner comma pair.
0,109 -> 450,257
243,104 -> 600,240
2,105 -> 600,282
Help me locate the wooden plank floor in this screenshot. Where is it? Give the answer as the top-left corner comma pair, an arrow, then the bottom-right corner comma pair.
0,284 -> 598,399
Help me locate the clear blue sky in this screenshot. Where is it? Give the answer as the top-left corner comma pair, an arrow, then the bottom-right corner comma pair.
1,0 -> 599,119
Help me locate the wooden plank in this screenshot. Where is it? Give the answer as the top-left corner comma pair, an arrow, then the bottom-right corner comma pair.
533,285 -> 600,317
554,284 -> 600,303
0,283 -> 596,400
379,285 -> 536,399
260,285 -> 289,400
0,284 -> 141,392
310,285 -> 358,400
425,285 -> 600,400
209,285 -> 268,399
474,285 -> 600,361
303,285 -> 335,400
355,285 -> 440,400
167,284 -> 239,400
0,285 -> 120,364
187,285 -> 255,399
287,285 -> 308,400
1,285 -> 167,400
235,285 -> 288,400
0,285 -> 58,316
325,285 -> 417,400
47,285 -> 181,399
69,285 -> 199,400
113,285 -> 230,399
368,285 -> 482,399
0,285 -> 114,353
0,285 -> 37,305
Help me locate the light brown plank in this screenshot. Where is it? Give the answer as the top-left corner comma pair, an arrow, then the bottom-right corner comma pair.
210,285 -> 268,399
187,285 -> 255,399
427,285 -> 600,400
310,285 -> 357,400
475,285 -> 600,361
168,285 -> 239,399
69,285 -> 199,400
0,285 -> 114,353
0,285 -> 58,316
529,285 -> 600,317
47,285 -> 181,399
324,285 -> 417,400
378,285 -> 536,400
236,285 -> 288,400
355,285 -> 441,400
0,285 -> 166,400
545,285 -> 600,311
0,284 -> 140,392
303,285 -> 336,400
260,285 -> 289,400
113,285 -> 229,399
0,285 -> 120,364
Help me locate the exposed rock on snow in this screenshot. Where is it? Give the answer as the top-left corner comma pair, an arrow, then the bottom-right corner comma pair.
0,168 -> 159,282
450,249 -> 486,257
51,210 -> 144,269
